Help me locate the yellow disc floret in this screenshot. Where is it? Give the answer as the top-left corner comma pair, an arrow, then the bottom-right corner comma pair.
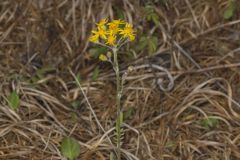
108,19 -> 124,33
106,34 -> 116,46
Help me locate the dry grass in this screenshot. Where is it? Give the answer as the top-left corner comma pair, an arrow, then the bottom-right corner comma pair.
1,0 -> 240,159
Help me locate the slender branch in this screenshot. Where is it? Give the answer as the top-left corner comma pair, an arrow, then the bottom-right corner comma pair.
95,42 -> 112,50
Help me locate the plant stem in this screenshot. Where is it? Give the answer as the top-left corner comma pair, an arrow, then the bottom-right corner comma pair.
113,47 -> 122,160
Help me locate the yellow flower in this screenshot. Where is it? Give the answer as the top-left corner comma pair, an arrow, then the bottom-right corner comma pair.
112,19 -> 124,25
92,27 -> 107,39
128,34 -> 135,41
108,28 -> 118,35
106,34 -> 116,46
89,34 -> 99,43
99,54 -> 108,61
96,18 -> 108,28
119,23 -> 135,41
108,19 -> 124,31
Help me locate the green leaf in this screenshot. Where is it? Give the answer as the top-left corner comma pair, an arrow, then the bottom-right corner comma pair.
136,36 -> 148,51
30,66 -> 55,83
92,67 -> 99,81
8,91 -> 20,111
200,117 -> 219,129
139,36 -> 148,43
71,113 -> 78,123
148,36 -> 158,55
120,111 -> 123,125
71,100 -> 81,109
76,73 -> 81,83
146,14 -> 152,21
145,5 -> 154,16
115,112 -> 124,135
123,108 -> 134,120
110,152 -> 116,160
89,47 -> 108,59
223,1 -> 235,19
137,36 -> 159,55
151,13 -> 160,25
144,5 -> 159,25
61,137 -> 80,160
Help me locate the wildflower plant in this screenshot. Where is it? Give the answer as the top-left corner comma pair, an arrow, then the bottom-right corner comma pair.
89,18 -> 136,160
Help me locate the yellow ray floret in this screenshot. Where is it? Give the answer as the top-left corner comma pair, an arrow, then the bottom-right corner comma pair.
96,18 -> 108,28
89,34 -> 99,43
108,19 -> 124,32
89,27 -> 107,43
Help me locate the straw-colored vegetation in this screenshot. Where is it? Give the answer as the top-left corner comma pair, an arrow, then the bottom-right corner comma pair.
1,0 -> 240,159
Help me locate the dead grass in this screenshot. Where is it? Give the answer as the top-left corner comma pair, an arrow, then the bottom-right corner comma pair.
1,0 -> 240,159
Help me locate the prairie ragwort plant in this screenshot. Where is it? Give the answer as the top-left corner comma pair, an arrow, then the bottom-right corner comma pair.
89,18 -> 135,160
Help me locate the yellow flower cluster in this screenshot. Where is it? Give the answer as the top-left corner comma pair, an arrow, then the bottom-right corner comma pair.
89,18 -> 135,46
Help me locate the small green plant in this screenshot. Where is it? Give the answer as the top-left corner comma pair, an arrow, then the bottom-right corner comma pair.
200,117 -> 219,130
136,35 -> 159,55
7,90 -> 20,111
223,0 -> 236,19
61,137 -> 80,160
135,6 -> 160,55
71,100 -> 81,109
144,5 -> 160,25
30,66 -> 55,83
89,18 -> 136,160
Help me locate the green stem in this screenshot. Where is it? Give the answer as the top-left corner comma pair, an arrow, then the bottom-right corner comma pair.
113,47 -> 122,160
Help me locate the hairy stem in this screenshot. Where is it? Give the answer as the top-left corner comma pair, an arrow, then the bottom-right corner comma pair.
113,47 -> 122,160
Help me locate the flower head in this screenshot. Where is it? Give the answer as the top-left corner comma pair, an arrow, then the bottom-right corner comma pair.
106,34 -> 116,46
108,19 -> 124,32
91,27 -> 107,40
119,23 -> 135,41
89,19 -> 135,47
